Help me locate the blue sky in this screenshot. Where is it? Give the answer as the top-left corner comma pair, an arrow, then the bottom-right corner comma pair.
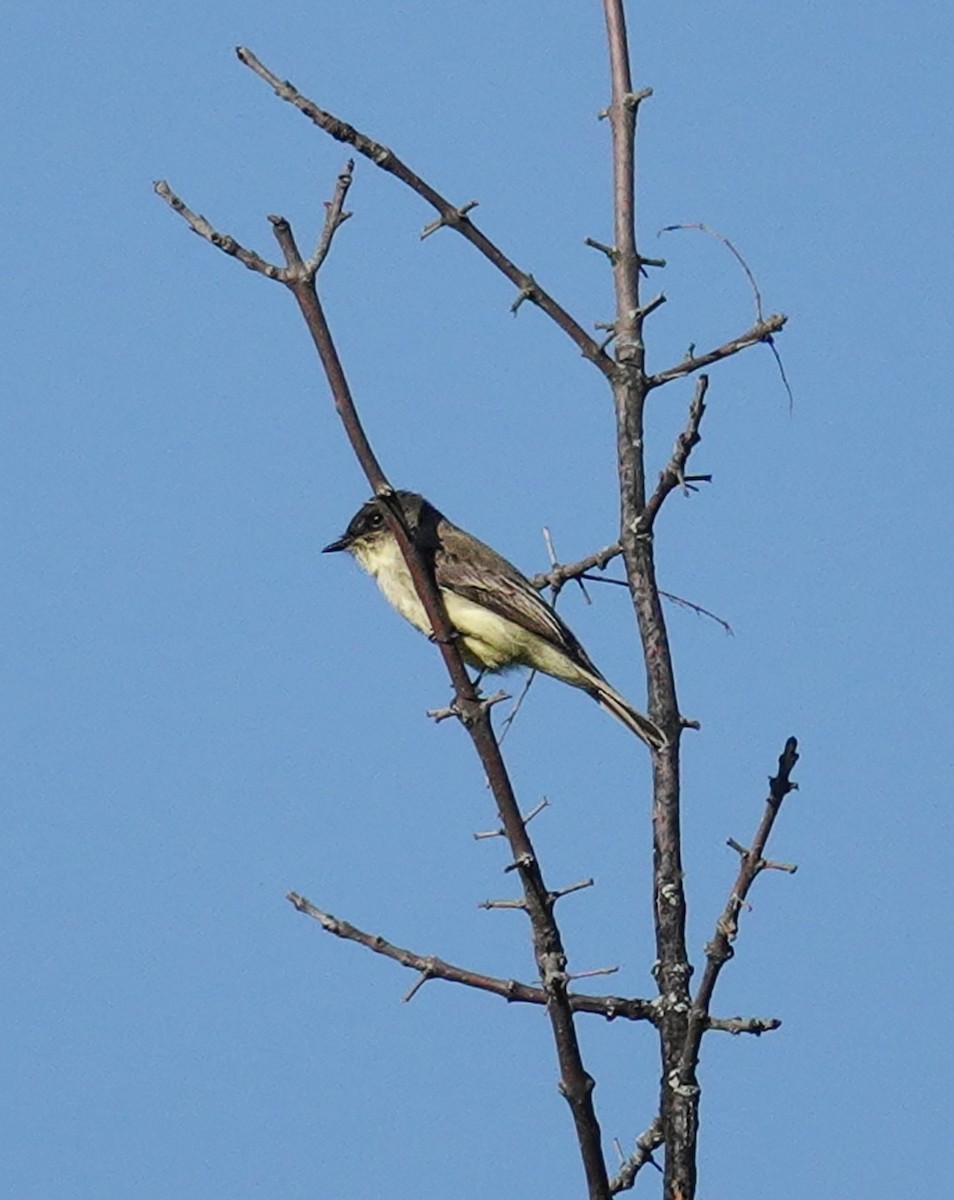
3,3 -> 952,1197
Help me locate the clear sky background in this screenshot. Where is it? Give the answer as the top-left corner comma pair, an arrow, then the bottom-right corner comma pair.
4,3 -> 952,1197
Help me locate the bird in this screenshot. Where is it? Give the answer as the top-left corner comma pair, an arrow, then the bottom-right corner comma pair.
322,490 -> 666,750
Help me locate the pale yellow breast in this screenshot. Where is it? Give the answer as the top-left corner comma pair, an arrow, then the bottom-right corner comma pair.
353,536 -> 587,686
354,536 -> 433,637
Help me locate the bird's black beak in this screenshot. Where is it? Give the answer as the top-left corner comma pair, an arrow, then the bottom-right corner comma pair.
322,534 -> 350,554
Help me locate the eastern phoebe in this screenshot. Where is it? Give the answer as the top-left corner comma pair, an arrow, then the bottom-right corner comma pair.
323,491 -> 666,749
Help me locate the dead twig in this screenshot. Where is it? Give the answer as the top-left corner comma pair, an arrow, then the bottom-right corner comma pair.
659,222 -> 793,408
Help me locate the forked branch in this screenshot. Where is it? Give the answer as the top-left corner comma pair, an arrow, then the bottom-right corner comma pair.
235,47 -> 614,374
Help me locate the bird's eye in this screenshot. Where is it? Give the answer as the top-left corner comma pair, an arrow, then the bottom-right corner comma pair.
368,511 -> 384,528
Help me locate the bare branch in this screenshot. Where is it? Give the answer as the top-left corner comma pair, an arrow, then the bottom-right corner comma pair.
585,237 -> 620,264
762,857 -> 799,874
155,165 -> 355,289
564,994 -> 658,1022
268,213 -> 305,270
154,181 -> 284,279
706,1015 -> 782,1036
637,292 -> 667,320
542,527 -> 593,606
551,878 -> 595,901
530,541 -> 622,595
161,27 -> 799,1197
673,738 -> 800,1093
307,160 -> 355,271
401,971 -> 433,1004
577,574 -> 731,635
234,46 -> 615,374
496,672 -> 538,742
288,893 -> 659,1023
637,375 -> 709,532
647,314 -> 787,388
510,275 -> 538,314
602,0 -> 642,349
656,590 -> 732,636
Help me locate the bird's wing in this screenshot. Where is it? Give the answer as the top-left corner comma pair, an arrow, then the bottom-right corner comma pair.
434,521 -> 602,675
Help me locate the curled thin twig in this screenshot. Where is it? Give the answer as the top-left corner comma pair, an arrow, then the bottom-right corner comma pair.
657,222 -> 793,407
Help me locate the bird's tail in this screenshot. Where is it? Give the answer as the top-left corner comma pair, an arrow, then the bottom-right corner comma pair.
589,682 -> 668,750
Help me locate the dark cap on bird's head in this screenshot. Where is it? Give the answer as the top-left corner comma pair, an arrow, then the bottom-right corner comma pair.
322,490 -> 430,555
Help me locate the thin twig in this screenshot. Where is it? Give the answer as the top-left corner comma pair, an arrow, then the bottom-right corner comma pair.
585,236 -> 620,264
577,574 -> 734,636
543,525 -> 591,605
530,541 -> 622,595
568,966 -> 619,981
658,222 -> 794,409
496,671 -> 537,743
637,292 -> 667,320
307,160 -> 355,271
657,590 -> 732,636
551,878 -> 595,901
659,223 -> 766,320
532,531 -> 733,638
